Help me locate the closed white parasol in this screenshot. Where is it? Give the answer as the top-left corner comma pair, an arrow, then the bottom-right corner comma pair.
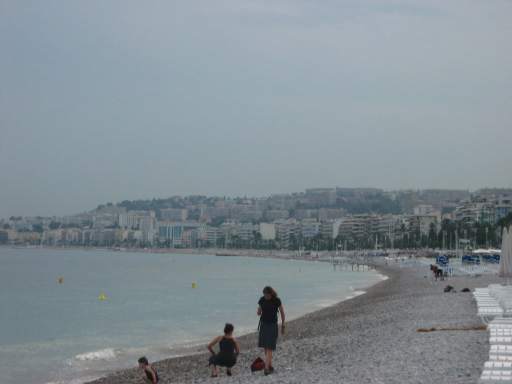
499,226 -> 512,278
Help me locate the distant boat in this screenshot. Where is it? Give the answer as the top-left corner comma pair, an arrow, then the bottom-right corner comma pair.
215,253 -> 236,257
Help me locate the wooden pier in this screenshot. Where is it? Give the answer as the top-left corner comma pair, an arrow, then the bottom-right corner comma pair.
330,256 -> 375,272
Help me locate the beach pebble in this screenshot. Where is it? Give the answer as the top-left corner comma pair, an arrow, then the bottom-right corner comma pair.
87,266 -> 505,384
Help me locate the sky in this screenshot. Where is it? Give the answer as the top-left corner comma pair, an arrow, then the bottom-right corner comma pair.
1,0 -> 511,217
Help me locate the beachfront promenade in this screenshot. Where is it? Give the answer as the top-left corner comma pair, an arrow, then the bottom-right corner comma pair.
87,262 -> 504,384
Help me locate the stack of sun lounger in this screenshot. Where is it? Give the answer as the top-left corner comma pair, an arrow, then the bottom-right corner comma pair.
474,287 -> 504,323
481,319 -> 512,382
478,286 -> 512,383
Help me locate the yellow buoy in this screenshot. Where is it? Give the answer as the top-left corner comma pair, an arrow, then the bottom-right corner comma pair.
58,277 -> 64,284
191,282 -> 197,289
98,293 -> 107,301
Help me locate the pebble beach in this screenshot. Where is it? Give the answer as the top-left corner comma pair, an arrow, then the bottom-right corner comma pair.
87,263 -> 505,384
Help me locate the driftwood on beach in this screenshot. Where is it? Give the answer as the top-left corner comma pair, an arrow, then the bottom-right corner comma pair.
417,325 -> 488,332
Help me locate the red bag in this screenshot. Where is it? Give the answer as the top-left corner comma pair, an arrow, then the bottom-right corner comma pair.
251,357 -> 265,372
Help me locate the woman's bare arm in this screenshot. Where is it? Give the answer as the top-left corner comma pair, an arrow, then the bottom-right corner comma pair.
147,367 -> 157,384
279,305 -> 286,333
233,338 -> 240,355
208,336 -> 221,355
257,305 -> 262,316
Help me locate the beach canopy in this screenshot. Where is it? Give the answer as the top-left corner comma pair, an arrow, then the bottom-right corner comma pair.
498,227 -> 512,278
473,249 -> 502,254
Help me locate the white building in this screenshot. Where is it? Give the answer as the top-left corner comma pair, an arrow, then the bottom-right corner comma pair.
407,215 -> 439,235
221,222 -> 256,242
119,211 -> 155,229
321,219 -> 343,239
259,223 -> 276,240
158,221 -> 201,247
203,226 -> 224,246
118,211 -> 156,244
275,219 -> 300,248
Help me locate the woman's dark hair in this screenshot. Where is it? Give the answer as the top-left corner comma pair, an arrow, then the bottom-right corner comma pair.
263,286 -> 278,299
138,356 -> 149,365
224,323 -> 234,334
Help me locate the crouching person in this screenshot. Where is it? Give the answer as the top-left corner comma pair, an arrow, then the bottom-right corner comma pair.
208,323 -> 240,377
138,356 -> 159,383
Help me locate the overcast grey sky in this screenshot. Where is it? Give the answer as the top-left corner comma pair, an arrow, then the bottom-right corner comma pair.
1,0 -> 511,217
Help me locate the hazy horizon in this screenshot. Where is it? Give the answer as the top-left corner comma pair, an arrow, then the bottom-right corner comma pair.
1,1 -> 511,218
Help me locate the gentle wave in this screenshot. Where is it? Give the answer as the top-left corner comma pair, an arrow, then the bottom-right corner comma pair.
345,290 -> 366,300
45,377 -> 100,384
314,298 -> 341,308
74,348 -> 116,361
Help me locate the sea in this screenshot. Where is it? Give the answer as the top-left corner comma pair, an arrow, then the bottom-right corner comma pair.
0,247 -> 385,384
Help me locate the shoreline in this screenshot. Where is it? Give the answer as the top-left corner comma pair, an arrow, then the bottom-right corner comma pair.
75,262 -> 386,384
0,246 -> 384,384
85,266 -> 392,384
2,244 -> 336,261
83,280 -> 385,383
87,263 -> 506,384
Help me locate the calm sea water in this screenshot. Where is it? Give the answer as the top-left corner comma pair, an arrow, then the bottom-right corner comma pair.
0,247 -> 384,384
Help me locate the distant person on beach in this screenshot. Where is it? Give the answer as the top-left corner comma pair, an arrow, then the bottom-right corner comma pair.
430,264 -> 444,281
208,323 -> 240,377
138,356 -> 159,384
257,286 -> 285,375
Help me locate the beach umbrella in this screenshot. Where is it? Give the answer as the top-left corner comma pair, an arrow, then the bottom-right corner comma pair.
498,226 -> 512,278
499,227 -> 510,275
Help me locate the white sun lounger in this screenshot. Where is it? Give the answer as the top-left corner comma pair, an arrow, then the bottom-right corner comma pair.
474,294 -> 498,302
480,369 -> 512,382
490,331 -> 512,338
490,355 -> 512,362
480,308 -> 505,316
485,362 -> 512,369
479,301 -> 502,306
481,362 -> 512,383
491,345 -> 512,354
491,318 -> 512,323
491,337 -> 512,344
474,292 -> 497,301
479,288 -> 512,383
491,321 -> 512,328
477,296 -> 504,322
489,326 -> 512,336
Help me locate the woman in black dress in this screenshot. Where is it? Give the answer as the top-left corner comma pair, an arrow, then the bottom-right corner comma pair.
257,286 -> 285,375
207,323 -> 240,377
